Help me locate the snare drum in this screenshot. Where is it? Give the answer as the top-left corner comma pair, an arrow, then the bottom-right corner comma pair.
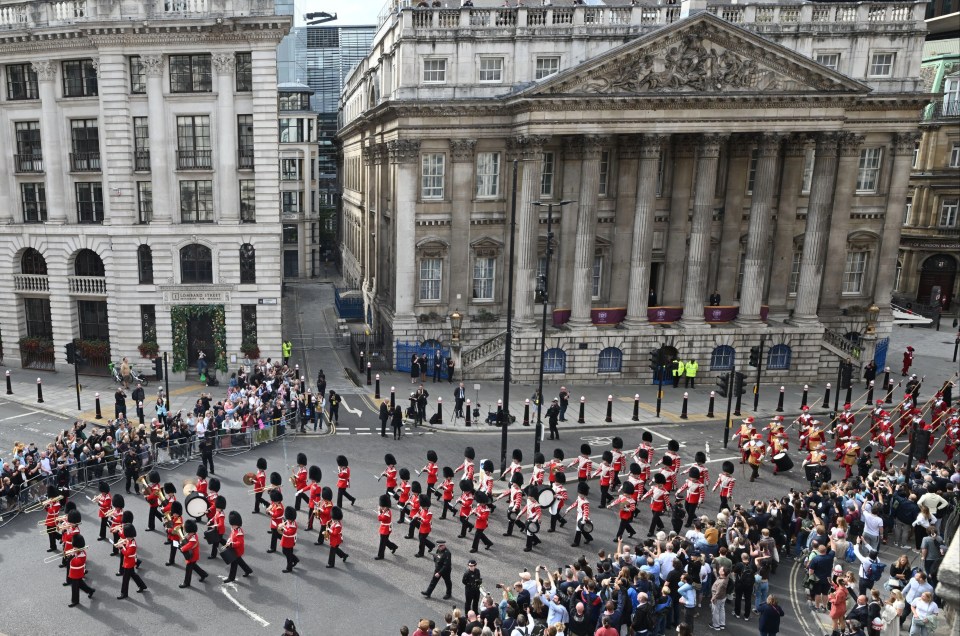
526,521 -> 541,535
536,486 -> 556,508
507,508 -> 519,522
578,520 -> 594,534
772,452 -> 794,472
219,545 -> 238,565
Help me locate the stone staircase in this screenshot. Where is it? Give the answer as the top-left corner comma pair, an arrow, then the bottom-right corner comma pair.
461,330 -> 507,373
821,328 -> 862,361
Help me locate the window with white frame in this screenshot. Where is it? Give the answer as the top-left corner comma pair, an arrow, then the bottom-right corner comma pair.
945,77 -> 960,114
534,56 -> 560,80
472,256 -> 495,300
421,153 -> 445,199
856,148 -> 882,193
842,251 -> 868,294
868,52 -> 895,77
598,151 -> 610,197
940,199 -> 959,227
950,143 -> 960,168
746,148 -> 758,195
541,152 -> 555,198
475,152 -> 500,198
422,59 -> 447,84
815,53 -> 840,71
913,141 -> 920,168
801,147 -> 815,194
904,195 -> 913,225
893,259 -> 902,292
592,254 -> 603,299
419,258 -> 442,301
789,250 -> 802,295
478,57 -> 503,83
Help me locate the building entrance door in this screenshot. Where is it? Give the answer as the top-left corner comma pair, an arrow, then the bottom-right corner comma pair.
917,254 -> 957,310
186,314 -> 215,370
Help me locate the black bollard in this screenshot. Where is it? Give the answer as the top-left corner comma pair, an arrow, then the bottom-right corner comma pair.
375,374 -> 381,399
496,400 -> 504,427
5,370 -> 11,395
605,395 -> 613,423
577,397 -> 586,424
884,368 -> 893,404
436,398 -> 442,425
95,392 -> 103,419
801,385 -> 808,408
366,362 -> 372,386
734,390 -> 742,417
776,386 -> 785,412
390,386 -> 396,409
465,399 -> 472,427
523,400 -> 530,426
707,391 -> 715,418
866,381 -> 874,405
37,377 -> 44,403
632,394 -> 639,422
359,350 -> 365,373
680,392 -> 688,419
822,383 -> 831,409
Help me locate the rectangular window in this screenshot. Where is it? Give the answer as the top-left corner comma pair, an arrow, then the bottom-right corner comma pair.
240,180 -> 256,223
801,147 -> 815,194
24,298 -> 53,339
14,121 -> 42,173
422,59 -> 447,84
283,224 -> 298,244
21,183 -> 47,223
842,251 -> 868,294
133,117 -> 150,171
241,305 -> 258,343
940,199 -> 959,227
179,180 -> 214,223
746,148 -> 759,195
473,256 -> 495,300
868,53 -> 895,77
137,181 -> 153,224
282,191 -> 302,216
856,147 -> 882,193
176,115 -> 212,170
62,59 -> 98,97
815,53 -> 840,71
70,119 -> 100,172
6,63 -> 38,100
77,300 -> 109,342
475,152 -> 500,198
281,158 -> 302,181
535,56 -> 560,80
789,251 -> 802,295
235,52 -> 252,91
75,182 -> 104,224
279,118 -> 314,143
598,151 -> 610,197
238,115 -> 254,169
419,258 -> 442,301
950,143 -> 960,168
421,153 -> 445,199
478,57 -> 503,83
129,56 -> 146,94
140,305 -> 157,344
913,141 -> 920,169
592,255 -> 603,299
904,195 -> 912,225
540,151 -> 555,198
169,54 -> 212,93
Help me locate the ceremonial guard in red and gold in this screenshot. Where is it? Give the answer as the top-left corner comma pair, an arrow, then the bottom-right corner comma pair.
520,488 -> 542,553
314,487 -> 334,545
944,414 -> 960,461
325,506 -> 348,568
305,465 -> 323,531
625,464 -> 645,518
280,506 -> 300,573
529,453 -> 546,487
114,510 -> 138,575
195,464 -> 209,496
108,495 -> 126,555
610,437 -> 626,489
641,474 -> 670,536
44,485 -> 63,552
607,482 -> 637,541
375,494 -> 399,560
803,422 -> 825,452
569,444 -> 593,484
207,495 -> 227,558
381,453 -> 399,495
869,401 -> 887,439
292,453 -> 309,511
501,448 -> 523,481
796,405 -> 814,429
95,481 -> 112,541
769,435 -> 790,475
876,427 -> 896,470
266,471 -> 283,501
932,392 -> 948,429
439,467 -> 456,519
692,452 -> 709,486
252,457 -> 268,513
593,451 -> 616,508
841,440 -> 860,480
421,450 -> 440,499
117,523 -> 147,599
478,460 -> 497,509
735,418 -> 757,463
456,446 -> 476,482
763,417 -> 785,446
178,519 -> 208,588
469,491 -> 494,552
747,434 -> 765,482
547,448 -> 565,484
499,472 -> 525,537
548,473 -> 570,533
456,479 -> 476,538
415,494 -> 436,557
66,534 -> 95,608
632,451 -> 651,499
224,511 -> 253,581
405,482 -> 423,538
161,482 -> 177,522
334,455 -> 355,508
633,431 -> 655,469
899,395 -> 915,435
835,404 -> 855,454
267,490 -> 285,553
665,440 -> 682,473
677,467 -> 706,527
165,500 -> 184,565
712,462 -> 736,511
567,481 -> 593,547
144,470 -> 163,531
658,457 -> 677,492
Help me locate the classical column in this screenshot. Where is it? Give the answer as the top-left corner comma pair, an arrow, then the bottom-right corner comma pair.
213,53 -> 239,223
766,135 -> 808,319
789,132 -> 841,324
876,133 -> 921,313
568,135 -> 605,328
32,61 -> 67,223
448,139 -> 476,308
680,134 -> 725,327
142,55 -> 171,223
624,134 -> 666,327
388,139 -> 421,319
513,135 -> 547,328
738,133 -> 783,324
819,133 -> 864,312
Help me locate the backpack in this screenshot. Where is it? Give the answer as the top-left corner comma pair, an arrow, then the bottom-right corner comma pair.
845,545 -> 857,563
865,560 -> 887,583
848,517 -> 865,539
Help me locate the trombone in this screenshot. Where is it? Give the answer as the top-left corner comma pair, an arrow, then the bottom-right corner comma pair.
44,547 -> 80,564
247,484 -> 278,494
37,513 -> 67,527
25,495 -> 63,513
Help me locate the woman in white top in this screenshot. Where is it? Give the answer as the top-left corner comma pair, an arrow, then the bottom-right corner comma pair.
909,591 -> 939,636
881,590 -> 905,636
910,505 -> 935,551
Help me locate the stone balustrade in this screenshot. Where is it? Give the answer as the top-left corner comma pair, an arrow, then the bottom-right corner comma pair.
68,275 -> 107,296
13,274 -> 49,293
0,0 -> 276,29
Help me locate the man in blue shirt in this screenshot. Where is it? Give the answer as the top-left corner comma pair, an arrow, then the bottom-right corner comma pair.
807,544 -> 835,611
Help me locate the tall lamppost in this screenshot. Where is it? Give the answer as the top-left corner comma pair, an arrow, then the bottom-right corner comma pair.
532,199 -> 576,455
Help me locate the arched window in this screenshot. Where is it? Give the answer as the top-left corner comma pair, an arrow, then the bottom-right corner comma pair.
180,244 -> 213,284
597,347 -> 623,373
710,345 -> 735,371
239,243 -> 256,284
21,248 -> 47,275
74,249 -> 105,277
767,344 -> 792,370
137,245 -> 153,284
543,348 -> 566,374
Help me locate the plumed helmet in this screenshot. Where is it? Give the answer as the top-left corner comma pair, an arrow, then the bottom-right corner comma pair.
284,506 -> 297,521
642,431 -> 653,443
622,482 -> 635,496
464,446 -> 476,460
112,494 -> 126,509
689,467 -> 701,480
482,459 -> 494,473
123,523 -> 137,538
98,481 -> 110,494
554,472 -> 567,485
72,534 -> 86,550
511,472 -> 524,486
337,455 -> 349,467
629,463 -> 642,476
309,465 -> 322,482
637,449 -> 649,461
122,510 -> 134,524
46,484 -> 58,498
474,491 -> 489,505
661,456 -> 672,467
164,483 -> 176,495
149,470 -> 161,484
321,486 -> 333,501
553,448 -> 565,461
612,436 -> 624,450
512,448 -> 523,462
411,481 -> 423,494
270,472 -> 282,486
668,440 -> 680,452
398,468 -> 410,481
215,495 -> 226,510
427,450 -> 438,463
419,493 -> 431,509
296,452 -> 307,466
459,479 -> 474,493
580,443 -> 591,455
534,453 -> 545,465
66,509 -> 81,524
269,490 -> 283,503
602,450 -> 613,463
196,465 -> 208,478
229,511 -> 242,527
722,461 -> 735,474
208,477 -> 221,492
384,453 -> 396,466
695,451 -> 707,464
256,457 -> 268,470
184,519 -> 198,534
331,506 -> 343,521
379,494 -> 392,508
170,501 -> 183,516
577,482 -> 590,496
442,466 -> 455,478
654,473 -> 666,485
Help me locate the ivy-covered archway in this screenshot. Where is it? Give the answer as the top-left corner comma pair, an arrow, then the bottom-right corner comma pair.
170,305 -> 227,372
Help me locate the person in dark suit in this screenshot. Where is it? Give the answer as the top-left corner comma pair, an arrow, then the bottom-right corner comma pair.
421,540 -> 453,599
433,351 -> 442,382
757,594 -> 785,636
446,356 -> 455,382
391,405 -> 404,440
453,383 -> 465,419
379,401 -> 390,437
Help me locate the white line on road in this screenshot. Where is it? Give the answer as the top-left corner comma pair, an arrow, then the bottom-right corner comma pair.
340,398 -> 363,418
0,411 -> 40,421
357,432 -> 372,435
354,427 -> 370,431
646,428 -> 674,441
220,583 -> 270,627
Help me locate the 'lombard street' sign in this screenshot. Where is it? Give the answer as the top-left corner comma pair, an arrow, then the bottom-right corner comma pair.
158,285 -> 234,304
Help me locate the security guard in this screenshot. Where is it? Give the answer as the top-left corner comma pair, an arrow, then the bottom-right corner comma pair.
282,339 -> 292,366
684,358 -> 699,388
672,359 -> 685,388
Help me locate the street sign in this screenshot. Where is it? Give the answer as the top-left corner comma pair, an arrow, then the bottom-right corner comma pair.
258,298 -> 278,305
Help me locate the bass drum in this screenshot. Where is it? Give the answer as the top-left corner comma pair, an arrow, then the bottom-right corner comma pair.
549,497 -> 561,516
184,492 -> 210,519
772,452 -> 794,472
537,486 -> 556,508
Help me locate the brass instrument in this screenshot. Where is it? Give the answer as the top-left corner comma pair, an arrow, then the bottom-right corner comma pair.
44,548 -> 81,564
136,475 -> 149,489
170,525 -> 186,542
323,526 -> 331,541
24,494 -> 63,513
183,479 -> 197,497
242,472 -> 256,487
114,537 -> 130,550
247,484 -> 278,494
37,512 -> 67,526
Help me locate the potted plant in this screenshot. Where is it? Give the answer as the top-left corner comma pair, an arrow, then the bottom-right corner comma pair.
138,341 -> 159,358
240,339 -> 260,360
18,336 -> 53,352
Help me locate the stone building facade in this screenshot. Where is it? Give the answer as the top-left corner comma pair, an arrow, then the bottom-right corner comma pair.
338,0 -> 928,382
0,0 -> 290,376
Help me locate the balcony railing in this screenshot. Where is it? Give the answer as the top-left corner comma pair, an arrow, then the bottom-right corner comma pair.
930,101 -> 960,119
13,274 -> 49,292
70,152 -> 101,172
19,342 -> 55,371
238,148 -> 254,170
134,150 -> 151,171
68,275 -> 107,295
14,153 -> 43,173
0,0 -> 277,30
177,149 -> 212,170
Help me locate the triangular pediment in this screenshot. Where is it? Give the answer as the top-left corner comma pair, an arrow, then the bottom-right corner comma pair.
522,12 -> 871,97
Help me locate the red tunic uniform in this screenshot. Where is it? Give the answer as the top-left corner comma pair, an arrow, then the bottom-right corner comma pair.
440,479 -> 454,502
713,474 -> 736,498
677,478 -> 705,505
268,502 -> 284,530
422,462 -> 438,486
145,484 -> 161,508
227,527 -> 245,557
161,494 -> 177,517
397,481 -> 411,505
473,504 -> 490,530
95,493 -> 112,519
206,491 -> 219,521
417,508 -> 433,535
308,482 -> 323,509
293,467 -> 307,493
383,466 -> 398,489
641,486 -> 670,513
195,477 -> 208,496
337,466 -> 350,489
68,550 -> 88,580
378,509 -> 393,535
530,465 -> 545,486
253,470 -> 266,494
210,509 -> 226,535
328,520 -> 343,548
594,463 -> 614,487
457,459 -> 475,481
665,451 -> 681,473
121,539 -> 139,569
570,455 -> 593,480
166,514 -> 183,542
317,499 -> 333,526
612,449 -> 626,473
280,520 -> 298,549
609,494 -> 636,520
553,484 -> 569,511
180,534 -> 200,563
45,500 -> 62,529
457,492 -> 474,518
547,459 -> 565,483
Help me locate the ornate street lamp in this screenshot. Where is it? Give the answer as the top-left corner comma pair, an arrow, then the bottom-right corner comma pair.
449,309 -> 463,344
865,303 -> 880,335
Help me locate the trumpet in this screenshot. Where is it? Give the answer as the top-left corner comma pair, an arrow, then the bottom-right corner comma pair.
114,537 -> 130,550
37,513 -> 67,527
44,548 -> 81,564
24,494 -> 63,513
247,484 -> 278,494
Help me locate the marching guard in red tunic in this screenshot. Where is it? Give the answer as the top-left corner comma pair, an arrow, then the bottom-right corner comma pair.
252,457 -> 268,513
469,491 -> 494,552
325,507 -> 348,568
336,455 -> 356,508
178,519 -> 208,588
439,467 -> 456,520
381,453 -> 399,495
292,453 -> 309,511
569,444 -> 593,484
593,451 -> 616,508
420,450 -> 440,499
306,465 -> 323,531
607,482 -> 637,541
567,482 -> 593,547
712,461 -> 736,512
548,473 -> 569,533
280,506 -> 299,573
520,489 -> 542,553
456,446 -> 476,482
676,467 -> 706,528
456,479 -> 475,538
375,494 -> 399,560
66,534 -> 95,608
223,511 -> 254,581
547,448 -> 565,484
735,418 -> 757,463
641,473 -> 670,537
117,523 -> 147,599
95,481 -> 112,541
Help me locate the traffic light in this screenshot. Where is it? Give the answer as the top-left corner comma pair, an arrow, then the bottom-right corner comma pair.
716,373 -> 729,398
154,357 -> 164,380
734,372 -> 747,396
64,341 -> 76,365
749,346 -> 761,368
648,349 -> 660,372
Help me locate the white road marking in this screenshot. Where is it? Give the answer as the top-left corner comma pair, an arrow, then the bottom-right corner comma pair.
646,428 -> 674,441
0,411 -> 40,421
354,427 -> 370,431
340,398 -> 363,417
357,432 -> 372,435
221,582 -> 270,627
